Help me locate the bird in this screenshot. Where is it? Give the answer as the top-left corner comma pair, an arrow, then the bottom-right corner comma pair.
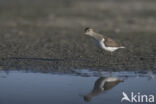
84,27 -> 125,55
84,76 -> 124,102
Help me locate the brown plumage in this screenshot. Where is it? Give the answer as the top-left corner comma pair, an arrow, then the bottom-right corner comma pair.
84,77 -> 124,102
84,27 -> 125,52
103,36 -> 121,47
91,32 -> 121,47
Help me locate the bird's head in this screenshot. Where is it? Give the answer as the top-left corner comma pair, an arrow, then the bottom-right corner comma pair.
83,95 -> 92,102
84,27 -> 94,36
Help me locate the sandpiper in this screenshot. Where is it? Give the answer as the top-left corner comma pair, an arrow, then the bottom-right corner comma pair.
84,27 -> 125,54
84,77 -> 124,102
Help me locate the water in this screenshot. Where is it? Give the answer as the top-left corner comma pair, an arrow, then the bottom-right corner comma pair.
0,70 -> 156,104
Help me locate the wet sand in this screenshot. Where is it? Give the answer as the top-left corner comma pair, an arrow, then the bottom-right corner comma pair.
0,0 -> 155,71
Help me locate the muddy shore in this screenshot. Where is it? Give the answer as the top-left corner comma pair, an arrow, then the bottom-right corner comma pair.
0,0 -> 155,72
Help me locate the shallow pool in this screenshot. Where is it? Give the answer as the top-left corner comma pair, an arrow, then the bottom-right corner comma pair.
0,70 -> 155,104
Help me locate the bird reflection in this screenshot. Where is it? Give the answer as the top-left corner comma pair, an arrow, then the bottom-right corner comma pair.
84,76 -> 124,102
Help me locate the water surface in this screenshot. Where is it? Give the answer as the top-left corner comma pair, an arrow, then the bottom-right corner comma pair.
0,70 -> 155,104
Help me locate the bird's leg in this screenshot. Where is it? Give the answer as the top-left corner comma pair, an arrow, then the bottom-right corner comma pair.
108,71 -> 112,77
110,52 -> 113,56
102,50 -> 105,55
97,49 -> 102,53
96,49 -> 103,66
109,52 -> 112,64
98,55 -> 100,65
96,49 -> 99,65
98,69 -> 102,76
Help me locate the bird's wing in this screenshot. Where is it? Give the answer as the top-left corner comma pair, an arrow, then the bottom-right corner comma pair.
104,37 -> 120,47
